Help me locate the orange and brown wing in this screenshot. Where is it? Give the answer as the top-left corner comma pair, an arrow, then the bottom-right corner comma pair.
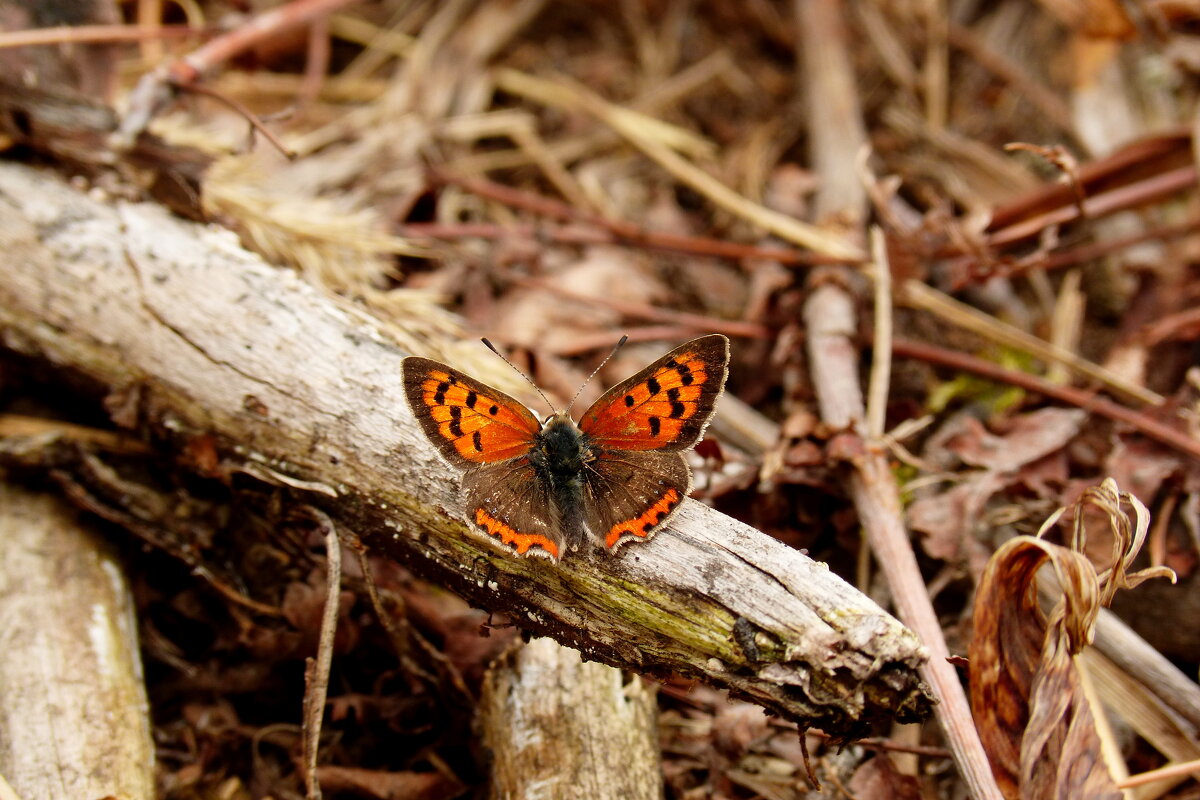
462,460 -> 564,559
578,335 -> 729,452
581,450 -> 690,550
402,357 -> 541,468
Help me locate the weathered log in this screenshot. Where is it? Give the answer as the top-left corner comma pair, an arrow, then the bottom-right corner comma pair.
479,638 -> 662,800
0,483 -> 155,800
0,163 -> 932,737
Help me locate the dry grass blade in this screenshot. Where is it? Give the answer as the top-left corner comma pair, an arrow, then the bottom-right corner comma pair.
900,280 -> 1164,407
497,70 -> 865,261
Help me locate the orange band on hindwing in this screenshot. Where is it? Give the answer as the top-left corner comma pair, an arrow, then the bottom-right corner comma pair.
476,508 -> 560,558
605,488 -> 681,548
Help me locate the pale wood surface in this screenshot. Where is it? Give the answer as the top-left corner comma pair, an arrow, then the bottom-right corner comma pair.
480,637 -> 662,800
0,484 -> 155,800
0,163 -> 932,736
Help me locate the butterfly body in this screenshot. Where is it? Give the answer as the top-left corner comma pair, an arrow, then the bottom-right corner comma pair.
526,413 -> 592,540
403,335 -> 729,561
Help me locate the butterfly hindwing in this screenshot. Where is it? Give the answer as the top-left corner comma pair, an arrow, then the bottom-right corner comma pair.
463,459 -> 564,559
581,450 -> 691,550
579,334 -> 729,452
402,357 -> 541,467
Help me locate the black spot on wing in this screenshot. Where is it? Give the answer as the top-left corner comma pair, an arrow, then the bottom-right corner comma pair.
472,430 -> 483,452
434,380 -> 450,405
649,417 -> 661,436
647,376 -> 661,395
466,390 -> 477,408
666,387 -> 686,419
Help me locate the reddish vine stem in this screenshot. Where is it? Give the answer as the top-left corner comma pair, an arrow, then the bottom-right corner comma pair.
425,170 -> 857,266
891,337 -> 1200,461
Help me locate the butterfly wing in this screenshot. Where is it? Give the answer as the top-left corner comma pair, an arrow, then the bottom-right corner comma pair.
578,334 -> 729,452
402,356 -> 541,468
577,335 -> 729,550
581,450 -> 691,550
402,357 -> 563,559
463,460 -> 564,559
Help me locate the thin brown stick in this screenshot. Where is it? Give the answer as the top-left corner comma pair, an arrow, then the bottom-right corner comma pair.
170,0 -> 358,78
986,129 -> 1190,233
900,279 -> 1163,406
117,0 -> 359,144
985,164 -> 1196,249
178,82 -> 296,158
531,326 -> 705,356
805,284 -> 1005,800
399,220 -> 843,266
301,508 -> 342,800
950,215 -> 1200,284
891,338 -> 1200,461
1141,305 -> 1200,346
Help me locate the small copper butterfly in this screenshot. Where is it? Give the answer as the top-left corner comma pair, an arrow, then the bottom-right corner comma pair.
402,335 -> 730,560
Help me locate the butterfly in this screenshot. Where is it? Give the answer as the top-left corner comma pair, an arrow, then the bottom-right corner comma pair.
402,335 -> 730,560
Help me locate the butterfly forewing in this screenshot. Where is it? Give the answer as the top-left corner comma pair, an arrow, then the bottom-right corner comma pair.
402,357 -> 541,467
579,335 -> 729,452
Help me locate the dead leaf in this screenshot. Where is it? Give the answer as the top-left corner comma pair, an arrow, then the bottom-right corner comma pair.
908,472 -> 1007,561
1103,435 -> 1182,508
846,753 -> 922,800
945,408 -> 1087,473
969,479 -> 1174,799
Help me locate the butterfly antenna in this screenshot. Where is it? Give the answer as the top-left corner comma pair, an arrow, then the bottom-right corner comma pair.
564,335 -> 629,415
481,338 -> 558,414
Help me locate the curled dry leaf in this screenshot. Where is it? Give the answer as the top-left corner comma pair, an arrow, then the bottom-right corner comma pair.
968,479 -> 1175,799
944,408 -> 1088,473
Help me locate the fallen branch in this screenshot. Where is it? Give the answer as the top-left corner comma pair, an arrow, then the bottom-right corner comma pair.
0,484 -> 155,800
0,163 -> 932,737
479,638 -> 662,800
